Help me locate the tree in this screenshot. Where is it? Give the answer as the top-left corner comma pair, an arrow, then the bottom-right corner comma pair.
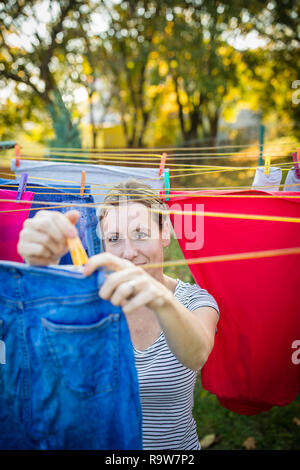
156,1 -> 246,145
233,0 -> 300,138
93,0 -> 168,148
0,0 -> 84,150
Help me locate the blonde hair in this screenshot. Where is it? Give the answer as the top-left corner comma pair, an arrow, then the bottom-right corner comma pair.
99,178 -> 168,231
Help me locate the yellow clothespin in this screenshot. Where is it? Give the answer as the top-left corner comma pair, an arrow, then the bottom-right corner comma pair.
67,236 -> 88,266
264,156 -> 271,175
80,170 -> 86,197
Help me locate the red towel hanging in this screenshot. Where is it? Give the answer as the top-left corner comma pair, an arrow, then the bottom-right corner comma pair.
164,189 -> 300,415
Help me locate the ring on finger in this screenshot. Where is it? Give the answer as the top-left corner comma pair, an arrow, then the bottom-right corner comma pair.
126,279 -> 137,298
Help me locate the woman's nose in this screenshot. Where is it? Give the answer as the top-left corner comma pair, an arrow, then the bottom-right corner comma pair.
122,239 -> 138,261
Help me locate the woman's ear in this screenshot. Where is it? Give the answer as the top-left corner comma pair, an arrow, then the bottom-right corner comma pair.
161,217 -> 171,249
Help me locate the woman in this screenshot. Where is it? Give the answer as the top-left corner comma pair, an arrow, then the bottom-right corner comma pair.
18,178 -> 219,450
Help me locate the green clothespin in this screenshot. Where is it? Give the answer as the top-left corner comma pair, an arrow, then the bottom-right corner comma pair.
259,124 -> 265,166
164,169 -> 170,202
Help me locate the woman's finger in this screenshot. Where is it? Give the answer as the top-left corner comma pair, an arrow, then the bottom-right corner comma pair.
27,216 -> 64,244
33,211 -> 78,242
122,289 -> 155,314
20,227 -> 66,256
53,211 -> 79,239
21,255 -> 56,266
17,240 -> 54,261
84,253 -> 132,276
99,267 -> 144,300
109,278 -> 144,306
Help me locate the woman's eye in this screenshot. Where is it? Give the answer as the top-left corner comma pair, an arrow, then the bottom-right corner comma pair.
108,235 -> 119,243
135,232 -> 148,240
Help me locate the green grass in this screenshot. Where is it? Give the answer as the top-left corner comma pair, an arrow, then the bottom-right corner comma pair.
193,376 -> 300,450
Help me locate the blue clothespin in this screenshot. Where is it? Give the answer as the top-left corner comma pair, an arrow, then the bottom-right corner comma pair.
164,169 -> 170,202
16,173 -> 28,201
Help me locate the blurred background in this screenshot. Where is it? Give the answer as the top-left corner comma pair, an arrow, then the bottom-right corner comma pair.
0,0 -> 299,150
0,0 -> 299,450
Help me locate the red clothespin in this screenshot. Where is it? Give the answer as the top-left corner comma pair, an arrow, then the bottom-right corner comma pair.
15,144 -> 21,168
293,149 -> 300,180
16,173 -> 28,201
159,152 -> 167,177
80,170 -> 86,196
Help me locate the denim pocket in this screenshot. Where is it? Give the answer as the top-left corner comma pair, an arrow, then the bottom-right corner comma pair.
42,314 -> 120,398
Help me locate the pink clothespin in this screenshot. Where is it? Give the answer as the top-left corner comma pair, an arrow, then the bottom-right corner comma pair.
159,153 -> 167,177
80,170 -> 86,196
16,173 -> 28,201
292,150 -> 300,179
15,144 -> 21,168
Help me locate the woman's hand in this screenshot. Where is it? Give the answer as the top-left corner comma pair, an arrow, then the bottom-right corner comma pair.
17,209 -> 80,265
84,253 -> 172,314
84,253 -> 218,371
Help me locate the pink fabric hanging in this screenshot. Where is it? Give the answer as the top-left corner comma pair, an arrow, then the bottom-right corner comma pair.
0,188 -> 34,262
163,189 -> 300,415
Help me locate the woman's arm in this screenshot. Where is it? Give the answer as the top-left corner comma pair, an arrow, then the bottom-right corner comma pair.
150,299 -> 218,371
84,253 -> 219,371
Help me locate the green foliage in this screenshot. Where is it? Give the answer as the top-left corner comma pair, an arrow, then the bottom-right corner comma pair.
47,90 -> 82,152
0,0 -> 299,146
0,0 -> 84,151
163,236 -> 194,283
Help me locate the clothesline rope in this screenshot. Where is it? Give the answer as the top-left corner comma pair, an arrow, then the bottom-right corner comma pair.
2,154 -> 296,165
0,172 -> 300,191
142,247 -> 300,270
3,164 -> 297,185
1,183 -> 300,197
13,142 -> 300,151
1,199 -> 300,223
0,172 -> 299,192
3,150 -> 296,158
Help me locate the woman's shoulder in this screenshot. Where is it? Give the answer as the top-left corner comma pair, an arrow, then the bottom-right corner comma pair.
173,278 -> 220,315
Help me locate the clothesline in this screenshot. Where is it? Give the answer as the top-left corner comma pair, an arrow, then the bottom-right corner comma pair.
142,247 -> 300,269
3,157 -> 296,171
10,150 -> 296,157
1,199 -> 300,224
4,162 -> 298,183
1,183 -> 300,196
1,171 -> 299,191
14,142 -> 300,151
5,153 -> 293,168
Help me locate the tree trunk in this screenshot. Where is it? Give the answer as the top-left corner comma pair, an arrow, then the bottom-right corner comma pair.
207,109 -> 220,147
46,89 -> 82,155
88,90 -> 97,149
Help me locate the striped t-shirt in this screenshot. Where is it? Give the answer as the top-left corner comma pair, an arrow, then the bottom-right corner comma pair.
134,279 -> 220,450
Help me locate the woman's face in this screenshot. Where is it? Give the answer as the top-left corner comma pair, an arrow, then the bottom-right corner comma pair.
101,202 -> 170,280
